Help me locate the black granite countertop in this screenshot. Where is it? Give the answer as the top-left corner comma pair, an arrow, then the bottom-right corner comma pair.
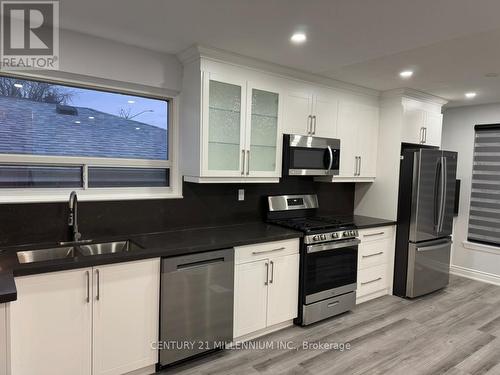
351,215 -> 397,229
0,222 -> 302,303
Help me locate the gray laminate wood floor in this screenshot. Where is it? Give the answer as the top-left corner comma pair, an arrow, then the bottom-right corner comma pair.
159,275 -> 500,375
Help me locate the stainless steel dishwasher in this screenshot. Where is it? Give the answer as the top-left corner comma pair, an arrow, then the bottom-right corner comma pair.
159,249 -> 234,367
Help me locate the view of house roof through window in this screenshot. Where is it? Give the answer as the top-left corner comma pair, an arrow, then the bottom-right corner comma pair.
0,76 -> 169,161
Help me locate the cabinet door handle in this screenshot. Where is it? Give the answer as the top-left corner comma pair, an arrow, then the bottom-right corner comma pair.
361,277 -> 382,285
246,150 -> 250,175
420,127 -> 425,143
264,262 -> 269,285
85,270 -> 90,303
252,247 -> 285,255
307,115 -> 312,134
358,156 -> 362,176
269,260 -> 274,284
95,269 -> 100,301
241,150 -> 245,175
312,115 -> 317,135
423,127 -> 427,143
362,251 -> 384,258
363,231 -> 385,237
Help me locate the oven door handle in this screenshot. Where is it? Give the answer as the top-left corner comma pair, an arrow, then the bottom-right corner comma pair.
307,238 -> 360,253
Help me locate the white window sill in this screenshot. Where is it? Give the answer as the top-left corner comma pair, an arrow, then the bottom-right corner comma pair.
463,240 -> 500,255
0,188 -> 183,203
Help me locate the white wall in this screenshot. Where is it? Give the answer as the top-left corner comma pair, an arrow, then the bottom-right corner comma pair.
442,103 -> 500,283
5,29 -> 183,96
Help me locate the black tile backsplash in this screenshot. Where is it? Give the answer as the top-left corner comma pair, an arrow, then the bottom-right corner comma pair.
0,177 -> 354,247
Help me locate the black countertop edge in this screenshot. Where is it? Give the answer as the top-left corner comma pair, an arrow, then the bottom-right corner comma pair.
353,215 -> 397,229
0,271 -> 16,303
0,222 -> 302,303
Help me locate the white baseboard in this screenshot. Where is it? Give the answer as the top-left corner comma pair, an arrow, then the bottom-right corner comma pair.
450,265 -> 500,286
356,289 -> 389,305
232,320 -> 294,344
123,365 -> 156,375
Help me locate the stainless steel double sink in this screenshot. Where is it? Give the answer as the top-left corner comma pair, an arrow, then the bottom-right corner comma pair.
17,241 -> 142,264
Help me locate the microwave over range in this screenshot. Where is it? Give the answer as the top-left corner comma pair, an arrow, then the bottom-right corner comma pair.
283,134 -> 340,177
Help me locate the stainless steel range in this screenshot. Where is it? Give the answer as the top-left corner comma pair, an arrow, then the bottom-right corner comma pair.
268,194 -> 359,326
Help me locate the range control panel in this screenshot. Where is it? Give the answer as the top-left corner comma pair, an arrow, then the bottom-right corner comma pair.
304,229 -> 359,244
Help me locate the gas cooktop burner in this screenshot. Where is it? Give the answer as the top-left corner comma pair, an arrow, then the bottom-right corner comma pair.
270,217 -> 354,233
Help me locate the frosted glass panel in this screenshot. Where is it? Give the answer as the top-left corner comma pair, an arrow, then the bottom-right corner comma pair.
208,143 -> 240,171
249,89 -> 278,172
208,80 -> 242,171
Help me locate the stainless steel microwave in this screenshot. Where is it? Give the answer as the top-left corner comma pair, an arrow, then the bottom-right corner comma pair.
283,134 -> 340,176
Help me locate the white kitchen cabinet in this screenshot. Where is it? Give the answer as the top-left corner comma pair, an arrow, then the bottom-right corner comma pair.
356,226 -> 396,304
93,259 -> 160,375
233,239 -> 299,339
6,259 -> 160,375
282,86 -> 338,138
181,59 -> 283,183
401,105 -> 442,147
233,259 -> 269,337
266,254 -> 300,326
321,101 -> 379,182
8,268 -> 93,375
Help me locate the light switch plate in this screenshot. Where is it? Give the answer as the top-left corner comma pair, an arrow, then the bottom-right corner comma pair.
238,189 -> 245,201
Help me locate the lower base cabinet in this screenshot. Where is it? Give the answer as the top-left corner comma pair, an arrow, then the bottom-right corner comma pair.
233,239 -> 299,338
6,258 -> 160,375
356,226 -> 396,304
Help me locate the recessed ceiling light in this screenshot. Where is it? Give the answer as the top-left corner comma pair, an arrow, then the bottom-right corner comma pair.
135,127 -> 141,130
127,100 -> 135,104
14,83 -> 23,88
290,32 -> 307,44
399,70 -> 413,78
485,72 -> 498,78
465,92 -> 477,99
74,120 -> 81,124
88,116 -> 94,120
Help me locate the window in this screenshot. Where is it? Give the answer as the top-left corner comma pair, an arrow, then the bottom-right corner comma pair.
468,124 -> 500,246
0,75 -> 176,201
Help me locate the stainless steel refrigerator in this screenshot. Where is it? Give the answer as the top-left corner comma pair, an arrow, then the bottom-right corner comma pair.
394,148 -> 458,298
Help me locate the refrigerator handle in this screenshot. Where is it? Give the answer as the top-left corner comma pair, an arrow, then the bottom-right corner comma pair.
438,156 -> 447,232
433,158 -> 442,230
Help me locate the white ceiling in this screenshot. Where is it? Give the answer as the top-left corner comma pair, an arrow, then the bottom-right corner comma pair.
59,0 -> 500,107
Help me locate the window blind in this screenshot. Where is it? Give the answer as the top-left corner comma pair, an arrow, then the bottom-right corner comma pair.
468,124 -> 500,246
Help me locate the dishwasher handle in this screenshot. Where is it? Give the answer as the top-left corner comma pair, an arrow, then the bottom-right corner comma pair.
177,257 -> 225,270
162,248 -> 234,273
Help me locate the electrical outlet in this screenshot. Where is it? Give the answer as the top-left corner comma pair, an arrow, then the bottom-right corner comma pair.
238,189 -> 245,201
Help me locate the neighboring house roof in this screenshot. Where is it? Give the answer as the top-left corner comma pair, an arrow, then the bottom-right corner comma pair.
0,95 -> 167,160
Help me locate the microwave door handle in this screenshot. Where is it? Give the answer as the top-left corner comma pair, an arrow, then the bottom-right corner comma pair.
326,146 -> 333,173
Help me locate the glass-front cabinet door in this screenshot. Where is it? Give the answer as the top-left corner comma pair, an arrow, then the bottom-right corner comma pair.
203,72 -> 246,176
245,83 -> 282,177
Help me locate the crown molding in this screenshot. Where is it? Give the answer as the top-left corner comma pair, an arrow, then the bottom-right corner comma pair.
381,88 -> 448,106
177,44 -> 380,98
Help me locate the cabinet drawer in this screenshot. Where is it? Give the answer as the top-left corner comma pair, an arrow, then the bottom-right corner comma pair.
357,264 -> 388,297
358,225 -> 395,243
235,238 -> 299,264
358,239 -> 390,269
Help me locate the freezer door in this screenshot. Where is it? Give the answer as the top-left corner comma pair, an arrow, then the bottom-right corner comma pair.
409,149 -> 443,242
438,151 -> 458,237
406,239 -> 451,298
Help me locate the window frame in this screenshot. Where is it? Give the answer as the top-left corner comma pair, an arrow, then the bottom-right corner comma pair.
0,73 -> 181,203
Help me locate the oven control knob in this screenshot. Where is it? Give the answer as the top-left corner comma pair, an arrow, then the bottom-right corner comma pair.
320,234 -> 326,240
313,235 -> 319,241
343,231 -> 349,237
332,232 -> 338,239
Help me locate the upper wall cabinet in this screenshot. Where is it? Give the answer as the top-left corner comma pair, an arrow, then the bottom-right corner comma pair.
317,101 -> 379,183
401,103 -> 443,147
181,60 -> 283,183
282,85 -> 338,138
